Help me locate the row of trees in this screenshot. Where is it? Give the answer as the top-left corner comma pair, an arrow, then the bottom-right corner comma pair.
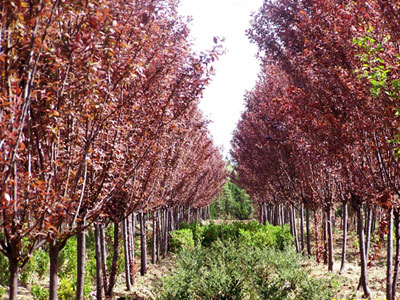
232,1 -> 400,299
0,0 -> 226,299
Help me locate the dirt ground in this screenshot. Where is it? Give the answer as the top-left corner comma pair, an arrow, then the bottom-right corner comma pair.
303,229 -> 388,300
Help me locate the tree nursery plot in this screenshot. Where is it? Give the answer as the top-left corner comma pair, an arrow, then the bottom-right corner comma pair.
3,0 -> 400,299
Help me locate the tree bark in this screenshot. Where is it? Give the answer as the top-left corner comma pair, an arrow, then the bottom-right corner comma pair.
94,223 -> 103,300
357,204 -> 371,298
76,222 -> 87,300
156,210 -> 161,262
100,224 -> 108,296
128,213 -> 135,283
140,212 -> 147,276
340,202 -> 348,274
323,211 -> 328,265
327,204 -> 334,272
122,218 -> 132,291
7,247 -> 19,300
152,211 -> 157,264
300,202 -> 305,255
291,205 -> 300,253
306,206 -> 311,257
365,207 -> 372,261
49,241 -> 60,300
387,207 -> 394,300
392,210 -> 400,300
106,222 -> 120,298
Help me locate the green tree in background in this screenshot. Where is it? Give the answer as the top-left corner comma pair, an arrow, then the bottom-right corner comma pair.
211,181 -> 253,220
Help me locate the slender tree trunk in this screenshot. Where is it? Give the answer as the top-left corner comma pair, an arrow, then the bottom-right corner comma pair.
327,204 -> 334,272
106,222 -> 120,298
340,202 -> 348,275
152,211 -> 157,264
156,210 -> 161,262
122,218 -> 132,291
357,204 -> 371,298
127,213 -> 135,284
300,202 -> 305,255
49,241 -> 60,300
387,207 -> 394,300
100,224 -> 108,296
163,209 -> 169,257
323,211 -> 328,265
274,205 -> 279,226
306,206 -> 311,257
365,207 -> 372,261
392,210 -> 400,300
314,211 -> 320,263
76,223 -> 87,300
291,205 -> 300,253
140,212 -> 147,276
94,223 -> 103,300
7,246 -> 19,300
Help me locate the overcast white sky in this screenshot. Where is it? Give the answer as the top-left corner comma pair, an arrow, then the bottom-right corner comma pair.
178,0 -> 263,158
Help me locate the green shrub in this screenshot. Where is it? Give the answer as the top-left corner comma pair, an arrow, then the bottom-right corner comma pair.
158,240 -> 336,300
32,248 -> 49,279
0,286 -> 5,299
169,229 -> 194,252
0,253 -> 9,286
58,277 -> 75,300
179,221 -> 204,245
31,284 -> 49,300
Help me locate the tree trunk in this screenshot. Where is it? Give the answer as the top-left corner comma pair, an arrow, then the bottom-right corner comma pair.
314,211 -> 320,263
365,207 -> 372,261
323,211 -> 328,265
106,222 -> 120,298
156,210 -> 161,262
327,204 -> 334,272
300,202 -> 305,255
100,223 -> 108,296
94,223 -> 103,300
274,205 -> 279,226
340,202 -> 348,275
76,223 -> 87,300
306,206 -> 311,257
357,204 -> 371,298
392,210 -> 400,300
128,213 -> 136,283
387,207 -> 394,300
7,247 -> 19,300
152,211 -> 157,264
140,212 -> 147,276
163,209 -> 169,257
122,218 -> 132,291
49,241 -> 60,300
291,205 -> 300,253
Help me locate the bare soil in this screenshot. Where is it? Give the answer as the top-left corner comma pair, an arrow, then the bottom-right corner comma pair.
303,229 -> 388,299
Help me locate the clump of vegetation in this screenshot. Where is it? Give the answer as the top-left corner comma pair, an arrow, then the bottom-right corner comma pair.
161,222 -> 337,300
178,221 -> 292,249
210,180 -> 254,220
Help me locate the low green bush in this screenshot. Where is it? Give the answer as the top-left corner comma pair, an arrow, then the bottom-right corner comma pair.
169,229 -> 194,253
179,221 -> 204,245
158,240 -> 336,300
0,253 -> 8,286
176,221 -> 292,250
31,283 -> 49,300
0,286 -> 5,299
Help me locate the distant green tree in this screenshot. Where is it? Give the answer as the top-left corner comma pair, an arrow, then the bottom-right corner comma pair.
210,181 -> 253,220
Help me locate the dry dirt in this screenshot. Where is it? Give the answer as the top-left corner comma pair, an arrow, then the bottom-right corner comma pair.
303,229 -> 389,300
